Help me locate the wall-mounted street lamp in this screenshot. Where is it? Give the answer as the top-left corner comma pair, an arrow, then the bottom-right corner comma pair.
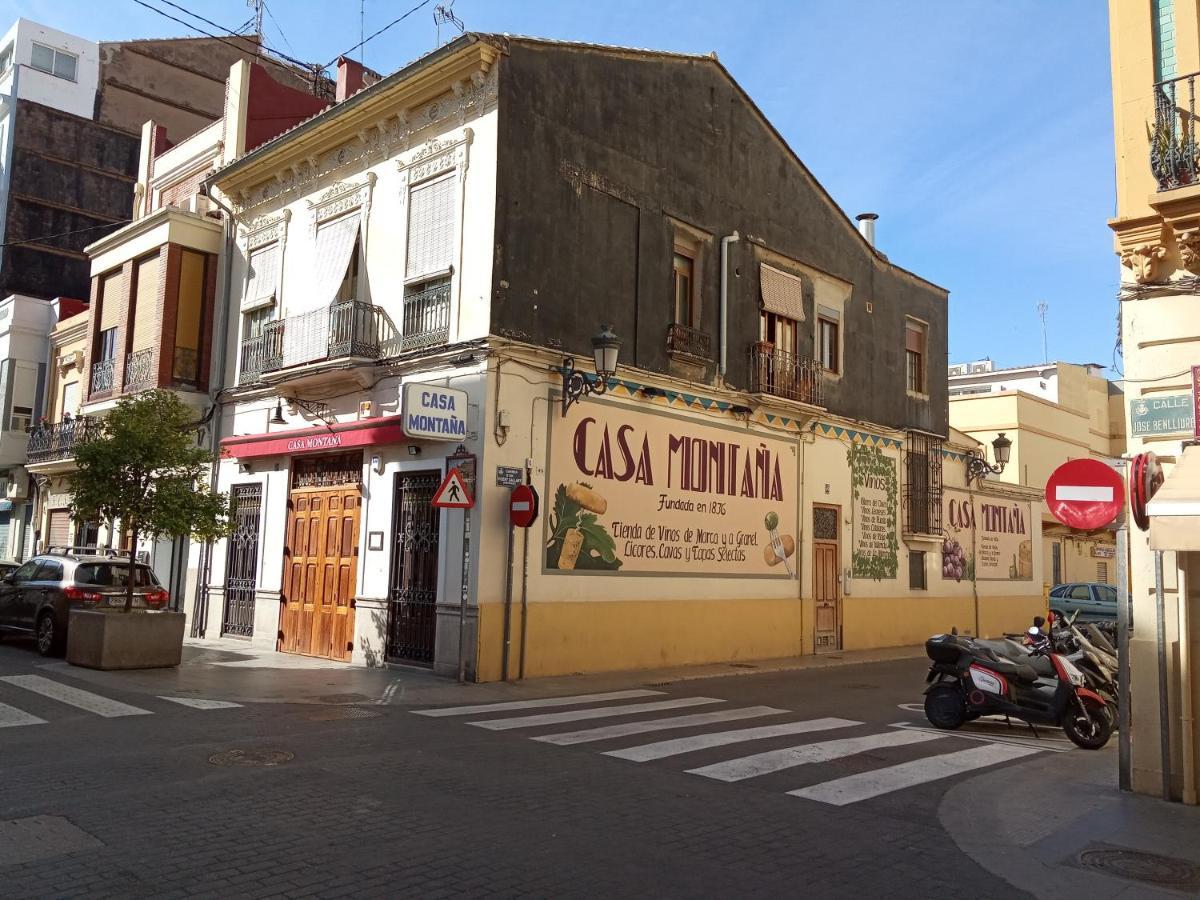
561,324 -> 622,416
269,400 -> 286,426
966,432 -> 1012,483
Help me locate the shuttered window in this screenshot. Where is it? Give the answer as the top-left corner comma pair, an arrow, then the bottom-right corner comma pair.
47,509 -> 71,550
244,243 -> 280,309
406,173 -> 456,279
131,253 -> 161,352
98,270 -> 123,332
759,264 -> 807,322
312,215 -> 360,306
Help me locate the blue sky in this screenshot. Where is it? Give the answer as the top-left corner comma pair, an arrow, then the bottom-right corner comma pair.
5,0 -> 1118,372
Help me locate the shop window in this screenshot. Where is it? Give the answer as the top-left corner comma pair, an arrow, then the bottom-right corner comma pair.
904,431 -> 943,535
909,550 -> 927,590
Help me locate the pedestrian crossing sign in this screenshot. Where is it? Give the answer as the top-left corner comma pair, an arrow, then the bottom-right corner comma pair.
432,466 -> 474,509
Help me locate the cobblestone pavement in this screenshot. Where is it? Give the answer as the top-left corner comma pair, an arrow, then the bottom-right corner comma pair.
0,643 -> 1049,898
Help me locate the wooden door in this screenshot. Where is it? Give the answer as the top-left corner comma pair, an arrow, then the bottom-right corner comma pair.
812,504 -> 841,652
281,486 -> 360,661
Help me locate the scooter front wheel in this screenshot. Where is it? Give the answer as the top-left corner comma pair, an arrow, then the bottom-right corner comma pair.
924,685 -> 966,730
1064,697 -> 1113,750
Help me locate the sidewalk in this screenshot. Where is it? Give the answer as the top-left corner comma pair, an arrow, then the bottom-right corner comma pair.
941,748 -> 1200,898
39,638 -> 925,707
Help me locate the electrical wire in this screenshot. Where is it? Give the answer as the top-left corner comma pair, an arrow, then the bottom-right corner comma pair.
262,1 -> 295,54
1,219 -> 132,248
322,0 -> 435,70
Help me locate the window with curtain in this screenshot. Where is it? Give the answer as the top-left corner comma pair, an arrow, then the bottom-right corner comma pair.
406,172 -> 456,280
311,215 -> 360,306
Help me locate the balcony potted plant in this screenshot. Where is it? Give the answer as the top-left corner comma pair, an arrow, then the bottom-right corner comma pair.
65,390 -> 232,670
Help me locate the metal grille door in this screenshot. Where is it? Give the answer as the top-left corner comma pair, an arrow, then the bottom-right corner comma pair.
387,471 -> 441,664
222,484 -> 262,638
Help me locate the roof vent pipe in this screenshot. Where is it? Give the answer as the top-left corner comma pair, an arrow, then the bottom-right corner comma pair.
856,212 -> 879,247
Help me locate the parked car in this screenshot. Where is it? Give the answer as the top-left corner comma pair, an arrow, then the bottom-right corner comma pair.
1049,582 -> 1118,622
0,550 -> 168,655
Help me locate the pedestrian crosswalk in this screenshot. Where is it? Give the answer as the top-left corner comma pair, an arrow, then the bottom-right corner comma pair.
412,690 -> 1049,806
0,673 -> 241,729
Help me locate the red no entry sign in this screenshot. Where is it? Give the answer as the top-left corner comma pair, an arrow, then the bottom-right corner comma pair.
509,484 -> 539,528
1045,458 -> 1125,530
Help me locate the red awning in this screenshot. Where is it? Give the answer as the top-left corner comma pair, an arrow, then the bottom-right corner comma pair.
220,415 -> 408,460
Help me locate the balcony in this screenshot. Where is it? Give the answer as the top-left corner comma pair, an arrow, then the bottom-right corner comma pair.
239,300 -> 398,386
1152,72 -> 1200,191
90,358 -> 115,397
401,281 -> 451,352
666,322 -> 712,361
26,416 -> 100,468
748,343 -> 823,406
124,348 -> 154,393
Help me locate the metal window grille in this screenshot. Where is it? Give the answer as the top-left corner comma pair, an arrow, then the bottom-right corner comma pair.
292,453 -> 362,489
222,484 -> 262,638
904,431 -> 943,535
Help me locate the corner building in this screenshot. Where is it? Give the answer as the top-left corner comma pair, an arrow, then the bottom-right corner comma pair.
199,35 -> 1044,678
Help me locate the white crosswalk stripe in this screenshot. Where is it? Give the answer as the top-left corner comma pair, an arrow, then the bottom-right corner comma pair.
604,717 -> 862,762
533,706 -> 789,746
157,697 -> 242,710
686,729 -> 947,782
0,674 -> 151,718
0,700 -> 46,728
412,689 -> 665,717
469,697 -> 724,731
787,742 -> 1042,805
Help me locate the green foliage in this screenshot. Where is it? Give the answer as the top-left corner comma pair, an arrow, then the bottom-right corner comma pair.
546,482 -> 621,570
69,391 -> 232,610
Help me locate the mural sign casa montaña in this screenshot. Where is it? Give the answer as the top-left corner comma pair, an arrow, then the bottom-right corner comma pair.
941,489 -> 1033,582
847,443 -> 898,580
545,400 -> 797,577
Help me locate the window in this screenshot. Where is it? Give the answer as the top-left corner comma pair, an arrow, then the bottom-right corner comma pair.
904,431 -> 943,535
61,380 -> 79,417
0,43 -> 13,75
97,326 -> 117,362
1052,542 -> 1062,586
10,405 -> 32,433
174,250 -> 207,385
761,311 -> 799,355
30,42 -> 77,81
334,237 -> 362,303
244,243 -> 280,307
906,319 -> 927,394
1097,585 -> 1118,604
33,560 -> 63,582
406,172 -> 455,280
1097,562 -> 1109,583
909,551 -> 927,590
1153,0 -> 1177,83
8,559 -> 39,583
817,309 -> 840,374
673,250 -> 695,325
75,563 -> 158,588
1069,584 -> 1091,601
242,305 -> 274,341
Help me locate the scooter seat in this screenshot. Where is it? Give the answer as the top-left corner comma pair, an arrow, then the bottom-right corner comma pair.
974,650 -> 1039,684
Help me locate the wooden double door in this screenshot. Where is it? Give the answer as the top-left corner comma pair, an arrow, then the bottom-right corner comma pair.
281,476 -> 361,661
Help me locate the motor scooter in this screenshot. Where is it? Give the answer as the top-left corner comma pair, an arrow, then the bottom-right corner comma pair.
923,631 -> 1112,750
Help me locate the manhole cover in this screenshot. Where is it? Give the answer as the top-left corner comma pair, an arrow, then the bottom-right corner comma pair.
304,707 -> 382,721
208,749 -> 294,768
1078,845 -> 1200,888
315,693 -> 371,705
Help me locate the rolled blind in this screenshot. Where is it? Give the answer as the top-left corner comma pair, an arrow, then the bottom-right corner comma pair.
98,270 -> 123,331
759,264 -> 807,322
131,253 -> 161,352
906,323 -> 925,353
244,242 -> 280,308
406,173 -> 456,279
47,509 -> 71,549
312,215 -> 360,307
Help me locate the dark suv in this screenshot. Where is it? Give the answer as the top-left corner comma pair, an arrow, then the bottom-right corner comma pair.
0,549 -> 168,655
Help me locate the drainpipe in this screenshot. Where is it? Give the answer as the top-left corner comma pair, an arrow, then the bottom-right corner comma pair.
719,231 -> 740,379
1180,562 -> 1197,804
190,179 -> 236,637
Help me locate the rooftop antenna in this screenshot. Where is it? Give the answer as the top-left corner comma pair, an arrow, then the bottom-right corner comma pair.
434,1 -> 465,47
360,0 -> 365,70
247,0 -> 264,38
1037,301 -> 1049,364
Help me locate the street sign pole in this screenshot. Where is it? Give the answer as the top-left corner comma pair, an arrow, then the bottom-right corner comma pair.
1115,459 -> 1131,792
445,447 -> 475,685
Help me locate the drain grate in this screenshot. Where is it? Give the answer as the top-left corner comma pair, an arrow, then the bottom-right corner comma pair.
304,706 -> 382,722
1078,844 -> 1200,889
208,749 -> 294,768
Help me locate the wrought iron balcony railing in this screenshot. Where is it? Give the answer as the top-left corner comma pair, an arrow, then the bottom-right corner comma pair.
124,348 -> 154,392
238,300 -> 397,384
27,416 -> 100,465
90,358 -> 115,397
748,343 -> 824,406
401,282 -> 451,352
666,322 -> 712,360
1152,71 -> 1200,191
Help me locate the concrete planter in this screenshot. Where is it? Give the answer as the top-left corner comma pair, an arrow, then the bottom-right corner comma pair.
66,609 -> 186,670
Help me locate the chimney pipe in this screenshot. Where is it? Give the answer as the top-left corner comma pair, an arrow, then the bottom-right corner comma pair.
336,56 -> 366,102
856,212 -> 879,247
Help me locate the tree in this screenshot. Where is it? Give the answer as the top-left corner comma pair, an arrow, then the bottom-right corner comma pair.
69,390 -> 232,613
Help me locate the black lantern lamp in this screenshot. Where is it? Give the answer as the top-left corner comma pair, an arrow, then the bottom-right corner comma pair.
966,432 -> 1012,483
269,399 -> 287,426
562,325 -> 622,416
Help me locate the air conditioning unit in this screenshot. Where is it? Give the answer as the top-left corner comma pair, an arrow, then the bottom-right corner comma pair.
6,479 -> 28,501
948,365 -> 965,377
971,363 -> 990,374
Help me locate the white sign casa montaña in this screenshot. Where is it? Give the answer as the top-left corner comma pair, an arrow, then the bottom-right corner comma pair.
402,382 -> 468,441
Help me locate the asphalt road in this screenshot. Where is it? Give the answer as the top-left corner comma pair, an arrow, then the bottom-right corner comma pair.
0,636 -> 1081,898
